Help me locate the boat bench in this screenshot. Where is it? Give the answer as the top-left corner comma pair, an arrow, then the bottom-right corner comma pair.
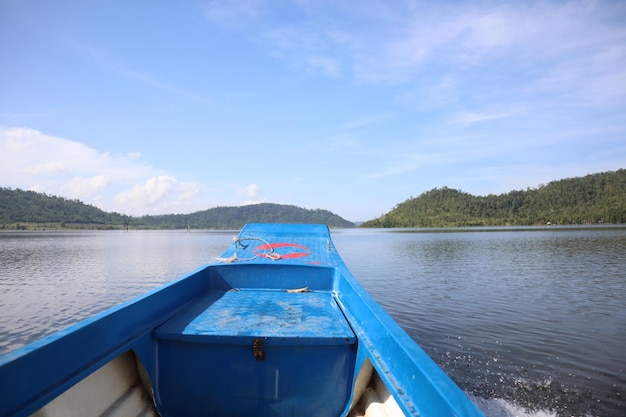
154,289 -> 357,417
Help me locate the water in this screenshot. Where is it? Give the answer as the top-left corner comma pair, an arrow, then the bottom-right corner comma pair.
1,227 -> 625,416
0,230 -> 235,353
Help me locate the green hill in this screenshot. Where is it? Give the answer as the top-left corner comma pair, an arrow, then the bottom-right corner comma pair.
139,203 -> 355,229
4,169 -> 625,230
362,169 -> 626,228
0,188 -> 129,229
0,188 -> 355,230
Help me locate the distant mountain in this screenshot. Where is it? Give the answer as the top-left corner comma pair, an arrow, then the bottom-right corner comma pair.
0,188 -> 355,229
362,169 -> 626,228
139,203 -> 355,229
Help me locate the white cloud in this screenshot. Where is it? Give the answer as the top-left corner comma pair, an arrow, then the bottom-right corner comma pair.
253,0 -> 626,104
1,126 -> 106,182
0,112 -> 51,121
24,162 -> 68,175
367,152 -> 436,179
306,55 -> 341,77
70,41 -> 214,104
202,0 -> 263,27
236,183 -> 267,206
339,112 -> 393,130
454,107 -> 525,124
61,175 -> 114,198
0,126 -> 204,215
115,176 -> 201,214
239,183 -> 259,199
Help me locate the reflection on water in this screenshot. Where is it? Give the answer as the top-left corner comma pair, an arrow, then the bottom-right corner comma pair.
1,227 -> 625,416
331,227 -> 626,417
0,230 -> 235,353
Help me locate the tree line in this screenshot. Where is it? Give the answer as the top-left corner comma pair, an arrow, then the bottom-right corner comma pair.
139,203 -> 355,229
0,188 -> 130,229
3,169 -> 625,230
361,169 -> 626,228
0,189 -> 354,230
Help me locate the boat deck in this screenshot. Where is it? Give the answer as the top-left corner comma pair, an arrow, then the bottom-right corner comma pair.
155,289 -> 355,344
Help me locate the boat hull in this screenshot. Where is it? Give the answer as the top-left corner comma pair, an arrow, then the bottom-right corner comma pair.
0,223 -> 485,417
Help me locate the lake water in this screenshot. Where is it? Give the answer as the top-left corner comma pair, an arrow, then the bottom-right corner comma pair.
0,227 -> 624,416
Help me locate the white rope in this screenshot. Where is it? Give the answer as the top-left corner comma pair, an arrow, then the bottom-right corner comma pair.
215,253 -> 238,263
215,236 -> 279,262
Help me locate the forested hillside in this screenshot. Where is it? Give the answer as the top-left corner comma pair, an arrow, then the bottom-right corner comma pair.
3,169 -> 625,230
0,188 -> 128,229
0,188 -> 354,229
139,204 -> 355,229
362,169 -> 626,228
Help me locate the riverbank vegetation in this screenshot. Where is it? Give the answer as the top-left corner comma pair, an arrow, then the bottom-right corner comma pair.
139,204 -> 354,229
0,189 -> 130,230
2,169 -> 624,230
362,169 -> 626,228
0,189 -> 354,230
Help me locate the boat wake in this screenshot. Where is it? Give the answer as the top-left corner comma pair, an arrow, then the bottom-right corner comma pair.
472,396 -> 556,417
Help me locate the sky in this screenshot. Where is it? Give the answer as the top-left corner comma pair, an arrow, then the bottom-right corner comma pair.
1,1 -> 625,222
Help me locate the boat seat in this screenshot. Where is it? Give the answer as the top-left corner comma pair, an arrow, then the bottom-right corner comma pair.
156,289 -> 356,344
153,289 -> 357,417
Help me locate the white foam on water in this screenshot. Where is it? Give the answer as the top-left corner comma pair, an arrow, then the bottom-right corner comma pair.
472,396 -> 557,417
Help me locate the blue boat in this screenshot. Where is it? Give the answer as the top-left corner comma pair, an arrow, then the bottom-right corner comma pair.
0,223 -> 484,417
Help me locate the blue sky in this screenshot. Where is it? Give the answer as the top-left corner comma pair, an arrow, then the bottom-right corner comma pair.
1,0 -> 625,222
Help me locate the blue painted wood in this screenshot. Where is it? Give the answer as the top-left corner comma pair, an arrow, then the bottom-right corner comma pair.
156,290 -> 355,344
155,338 -> 355,417
0,223 -> 486,417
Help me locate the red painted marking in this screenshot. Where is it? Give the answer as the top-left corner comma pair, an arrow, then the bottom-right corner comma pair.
253,242 -> 311,259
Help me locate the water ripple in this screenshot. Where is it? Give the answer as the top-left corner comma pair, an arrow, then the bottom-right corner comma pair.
1,228 -> 625,416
